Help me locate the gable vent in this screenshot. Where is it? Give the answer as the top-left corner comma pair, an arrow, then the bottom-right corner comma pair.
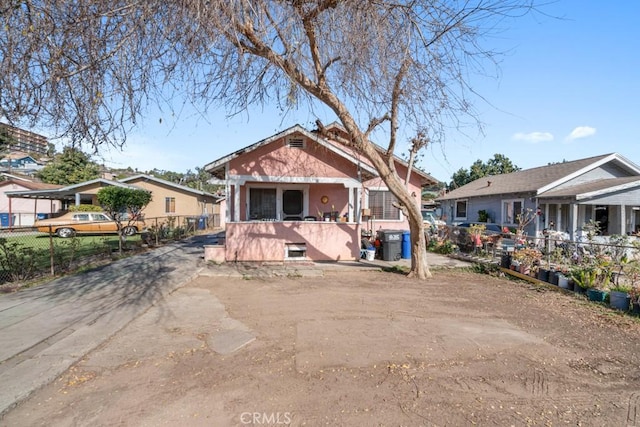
287,138 -> 305,149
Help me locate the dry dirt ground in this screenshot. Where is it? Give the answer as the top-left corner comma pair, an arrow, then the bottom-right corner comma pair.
3,268 -> 640,426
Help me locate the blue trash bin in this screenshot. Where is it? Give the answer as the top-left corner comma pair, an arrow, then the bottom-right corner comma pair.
401,230 -> 411,259
198,216 -> 207,230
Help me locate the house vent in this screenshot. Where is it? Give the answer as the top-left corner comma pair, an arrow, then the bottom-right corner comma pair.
287,138 -> 305,149
285,243 -> 307,259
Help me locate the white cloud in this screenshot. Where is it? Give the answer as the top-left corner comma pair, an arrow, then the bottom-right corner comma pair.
565,126 -> 596,141
511,132 -> 554,143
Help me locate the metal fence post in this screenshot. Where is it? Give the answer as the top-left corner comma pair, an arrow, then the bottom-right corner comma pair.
49,225 -> 54,276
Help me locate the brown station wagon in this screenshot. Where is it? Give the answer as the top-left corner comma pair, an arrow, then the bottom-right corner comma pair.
34,212 -> 146,238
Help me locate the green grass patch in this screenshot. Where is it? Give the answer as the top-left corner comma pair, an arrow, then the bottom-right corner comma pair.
0,234 -> 142,283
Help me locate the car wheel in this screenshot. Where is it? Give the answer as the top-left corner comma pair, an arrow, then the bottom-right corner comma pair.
123,226 -> 137,236
57,228 -> 75,238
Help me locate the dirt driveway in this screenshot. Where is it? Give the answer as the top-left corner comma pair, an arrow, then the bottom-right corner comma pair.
3,269 -> 640,426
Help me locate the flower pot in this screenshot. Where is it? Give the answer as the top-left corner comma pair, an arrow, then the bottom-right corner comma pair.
500,254 -> 511,269
537,268 -> 549,282
558,274 -> 570,289
632,302 -> 640,317
550,271 -> 559,285
609,291 -> 631,311
587,288 -> 608,303
574,283 -> 586,295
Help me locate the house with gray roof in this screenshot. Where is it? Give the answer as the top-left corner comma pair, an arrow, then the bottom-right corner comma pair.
436,153 -> 640,240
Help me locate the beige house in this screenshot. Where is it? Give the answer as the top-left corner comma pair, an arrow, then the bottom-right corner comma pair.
7,175 -> 221,225
120,174 -> 219,219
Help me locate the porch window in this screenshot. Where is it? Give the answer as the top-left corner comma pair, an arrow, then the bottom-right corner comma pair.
370,190 -> 400,220
502,199 -> 523,224
249,188 -> 277,220
455,200 -> 467,219
165,197 -> 176,214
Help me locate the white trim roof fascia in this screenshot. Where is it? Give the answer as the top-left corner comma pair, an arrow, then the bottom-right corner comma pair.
120,174 -> 218,198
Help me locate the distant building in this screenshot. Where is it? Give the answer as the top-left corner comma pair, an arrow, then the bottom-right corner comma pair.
0,123 -> 48,155
0,152 -> 44,175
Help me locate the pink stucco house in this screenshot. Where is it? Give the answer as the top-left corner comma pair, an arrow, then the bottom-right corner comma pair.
0,179 -> 62,227
204,124 -> 438,262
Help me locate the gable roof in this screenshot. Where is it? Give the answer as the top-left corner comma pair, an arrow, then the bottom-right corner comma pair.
5,178 -> 141,200
120,174 -> 218,198
0,179 -> 61,191
437,153 -> 640,200
204,123 -> 438,186
540,176 -> 640,200
204,124 -> 378,180
318,122 -> 439,186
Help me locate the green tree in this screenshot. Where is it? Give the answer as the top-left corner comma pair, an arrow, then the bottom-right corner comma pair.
37,147 -> 100,185
0,125 -> 15,160
448,154 -> 520,189
96,186 -> 152,253
0,1 -> 542,279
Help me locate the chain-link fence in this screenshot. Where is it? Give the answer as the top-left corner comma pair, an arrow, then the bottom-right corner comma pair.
0,214 -> 220,288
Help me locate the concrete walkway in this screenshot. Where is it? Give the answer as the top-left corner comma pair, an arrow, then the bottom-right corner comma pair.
0,233 -> 470,417
0,235 -> 209,417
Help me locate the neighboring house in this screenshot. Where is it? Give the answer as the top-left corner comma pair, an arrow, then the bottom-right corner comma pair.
0,180 -> 62,227
6,178 -> 143,209
119,174 -> 220,220
6,176 -> 222,226
204,123 -> 438,262
0,152 -> 44,175
437,153 -> 640,240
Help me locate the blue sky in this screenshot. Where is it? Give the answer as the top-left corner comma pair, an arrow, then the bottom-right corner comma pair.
97,1 -> 639,184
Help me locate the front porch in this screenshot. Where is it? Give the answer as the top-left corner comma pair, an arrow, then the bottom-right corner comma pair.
538,202 -> 640,238
224,221 -> 362,262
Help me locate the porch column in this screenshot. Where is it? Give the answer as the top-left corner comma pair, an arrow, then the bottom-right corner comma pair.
621,204 -> 627,235
233,184 -> 241,222
544,204 -> 550,228
570,203 -> 579,240
555,203 -> 562,231
355,187 -> 362,224
533,198 -> 540,237
75,192 -> 81,206
348,186 -> 354,223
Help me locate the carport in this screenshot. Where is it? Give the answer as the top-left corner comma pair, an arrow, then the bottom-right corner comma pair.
5,178 -> 141,227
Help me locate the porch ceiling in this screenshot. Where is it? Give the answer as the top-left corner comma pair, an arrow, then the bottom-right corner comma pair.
539,176 -> 640,200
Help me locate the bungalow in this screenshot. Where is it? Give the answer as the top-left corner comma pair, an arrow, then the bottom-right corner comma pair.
6,176 -> 222,226
0,152 -> 44,175
204,123 -> 438,262
119,174 -> 219,222
0,179 -> 61,227
437,153 -> 640,240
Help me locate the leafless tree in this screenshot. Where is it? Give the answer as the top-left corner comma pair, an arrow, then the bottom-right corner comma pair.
0,0 -> 539,279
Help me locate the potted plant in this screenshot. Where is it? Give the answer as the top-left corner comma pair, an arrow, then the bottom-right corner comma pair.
623,259 -> 640,315
609,283 -> 632,311
570,265 -> 597,296
512,248 -> 542,276
468,223 -> 486,252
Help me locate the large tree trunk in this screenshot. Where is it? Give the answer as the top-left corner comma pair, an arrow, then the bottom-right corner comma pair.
335,114 -> 432,279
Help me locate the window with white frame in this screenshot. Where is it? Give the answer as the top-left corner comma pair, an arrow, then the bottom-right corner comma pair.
249,188 -> 277,220
454,200 -> 467,219
369,190 -> 400,220
165,197 -> 176,214
502,199 -> 523,224
247,186 -> 307,221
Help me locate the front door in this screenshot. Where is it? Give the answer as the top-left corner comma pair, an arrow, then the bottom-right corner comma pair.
283,190 -> 303,220
595,205 -> 609,235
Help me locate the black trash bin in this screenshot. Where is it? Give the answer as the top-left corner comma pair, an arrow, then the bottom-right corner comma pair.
377,230 -> 403,261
